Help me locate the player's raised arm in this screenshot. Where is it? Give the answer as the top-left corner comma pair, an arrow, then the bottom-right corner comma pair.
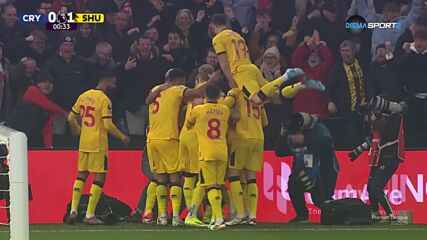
146,82 -> 172,105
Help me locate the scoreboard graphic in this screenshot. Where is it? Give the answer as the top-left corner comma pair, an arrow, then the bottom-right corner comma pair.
19,12 -> 104,31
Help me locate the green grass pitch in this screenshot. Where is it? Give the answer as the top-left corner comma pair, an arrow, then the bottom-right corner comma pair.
1,223 -> 427,240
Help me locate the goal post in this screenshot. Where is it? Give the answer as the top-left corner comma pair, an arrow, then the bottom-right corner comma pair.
0,126 -> 29,240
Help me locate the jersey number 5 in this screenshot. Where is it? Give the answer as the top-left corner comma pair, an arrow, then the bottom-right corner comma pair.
79,105 -> 95,127
207,118 -> 221,139
153,94 -> 161,114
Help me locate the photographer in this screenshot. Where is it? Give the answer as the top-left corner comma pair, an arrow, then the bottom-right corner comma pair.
349,96 -> 405,222
275,112 -> 340,223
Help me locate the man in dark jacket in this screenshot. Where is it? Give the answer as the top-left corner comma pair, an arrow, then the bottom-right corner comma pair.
326,40 -> 368,147
43,35 -> 91,111
42,35 -> 90,142
161,29 -> 195,76
118,35 -> 170,137
367,44 -> 404,102
386,29 -> 427,146
0,4 -> 27,64
103,12 -> 134,64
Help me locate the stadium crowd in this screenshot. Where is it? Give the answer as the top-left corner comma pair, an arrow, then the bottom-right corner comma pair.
0,0 -> 426,150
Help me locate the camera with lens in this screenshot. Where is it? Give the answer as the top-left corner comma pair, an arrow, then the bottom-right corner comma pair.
370,96 -> 405,116
348,137 -> 372,161
284,112 -> 319,134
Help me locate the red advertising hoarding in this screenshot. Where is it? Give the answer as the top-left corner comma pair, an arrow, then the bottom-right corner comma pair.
0,150 -> 426,224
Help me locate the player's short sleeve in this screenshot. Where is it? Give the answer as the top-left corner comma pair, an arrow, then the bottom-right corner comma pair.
101,97 -> 113,119
71,97 -> 81,115
212,34 -> 226,55
150,85 -> 161,93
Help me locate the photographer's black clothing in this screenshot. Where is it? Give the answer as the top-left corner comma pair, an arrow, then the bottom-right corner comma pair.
288,170 -> 324,218
275,123 -> 339,219
366,113 -> 403,214
368,156 -> 400,215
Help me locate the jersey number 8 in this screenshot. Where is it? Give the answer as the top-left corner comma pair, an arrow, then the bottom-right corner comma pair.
207,118 -> 221,139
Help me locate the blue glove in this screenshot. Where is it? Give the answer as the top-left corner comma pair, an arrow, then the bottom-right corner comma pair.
283,68 -> 305,80
303,79 -> 325,91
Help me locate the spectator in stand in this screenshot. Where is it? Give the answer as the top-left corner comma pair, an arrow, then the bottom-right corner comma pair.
260,46 -> 284,82
118,35 -> 170,137
386,29 -> 427,146
145,26 -> 163,49
298,2 -> 349,60
0,41 -> 11,121
187,48 -> 228,92
367,43 -> 404,102
161,29 -> 195,75
291,30 -> 334,118
188,9 -> 213,64
394,14 -> 427,58
103,12 -> 134,64
87,42 -> 116,89
220,0 -> 257,30
0,4 -> 27,64
75,24 -> 102,59
355,0 -> 424,61
326,40 -> 367,146
259,45 -> 289,148
43,35 -> 91,142
187,0 -> 224,20
9,57 -> 39,107
17,30 -> 52,68
7,73 -> 67,148
43,35 -> 91,111
51,0 -> 86,13
253,9 -> 274,49
250,16 -> 299,69
175,9 -> 195,49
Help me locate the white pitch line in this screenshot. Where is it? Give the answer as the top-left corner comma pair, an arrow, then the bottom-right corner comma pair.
1,228 -> 427,233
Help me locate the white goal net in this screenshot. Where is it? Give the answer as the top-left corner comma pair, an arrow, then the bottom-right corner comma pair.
0,125 -> 29,240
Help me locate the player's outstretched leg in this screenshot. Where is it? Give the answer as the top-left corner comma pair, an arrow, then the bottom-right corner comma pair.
259,68 -> 305,99
142,181 -> 157,224
185,184 -> 206,227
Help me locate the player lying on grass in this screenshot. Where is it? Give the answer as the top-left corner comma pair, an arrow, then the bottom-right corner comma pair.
209,13 -> 325,106
67,71 -> 130,225
186,84 -> 240,230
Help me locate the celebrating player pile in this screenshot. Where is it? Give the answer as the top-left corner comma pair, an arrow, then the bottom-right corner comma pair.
136,13 -> 325,231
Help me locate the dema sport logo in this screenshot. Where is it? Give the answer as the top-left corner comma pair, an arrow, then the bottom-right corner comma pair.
346,15 -> 401,35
